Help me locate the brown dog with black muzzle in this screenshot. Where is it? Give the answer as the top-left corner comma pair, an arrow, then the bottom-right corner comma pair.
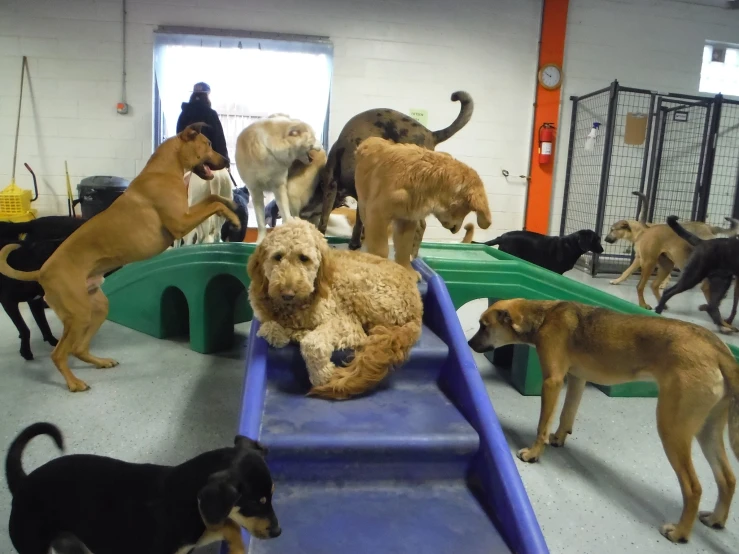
468,298 -> 739,544
0,123 -> 239,393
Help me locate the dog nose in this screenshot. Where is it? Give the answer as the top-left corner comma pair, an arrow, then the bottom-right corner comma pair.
269,526 -> 282,538
282,294 -> 295,302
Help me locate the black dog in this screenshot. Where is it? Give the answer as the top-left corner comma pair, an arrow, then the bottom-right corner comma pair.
7,422 -> 281,554
655,216 -> 739,333
474,228 -> 604,274
473,228 -> 604,365
221,185 -> 250,242
0,217 -> 87,360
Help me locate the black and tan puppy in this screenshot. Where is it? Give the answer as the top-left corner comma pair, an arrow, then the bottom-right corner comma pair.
468,299 -> 739,544
299,91 -> 474,250
655,215 -> 739,332
7,422 -> 281,554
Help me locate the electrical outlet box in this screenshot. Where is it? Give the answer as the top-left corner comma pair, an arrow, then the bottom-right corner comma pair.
116,102 -> 129,115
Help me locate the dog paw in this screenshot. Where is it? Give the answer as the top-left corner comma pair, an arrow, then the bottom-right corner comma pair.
660,524 -> 689,544
44,335 -> 58,346
95,358 -> 119,369
517,447 -> 540,463
258,321 -> 291,348
609,280 -> 620,285
67,378 -> 90,393
549,432 -> 569,447
699,511 -> 726,529
20,347 -> 33,361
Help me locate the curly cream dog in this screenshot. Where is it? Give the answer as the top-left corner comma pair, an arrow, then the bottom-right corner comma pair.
235,114 -> 323,243
247,219 -> 422,399
354,137 -> 491,274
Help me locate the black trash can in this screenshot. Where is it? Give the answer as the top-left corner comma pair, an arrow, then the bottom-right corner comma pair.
76,176 -> 130,219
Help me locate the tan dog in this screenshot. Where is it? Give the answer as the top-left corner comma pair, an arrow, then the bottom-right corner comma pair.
354,137 -> 491,275
0,124 -> 239,392
247,219 -> 422,400
605,191 -> 739,292
235,114 -> 323,243
468,298 -> 739,544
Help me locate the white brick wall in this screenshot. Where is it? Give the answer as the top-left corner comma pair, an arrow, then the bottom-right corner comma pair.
551,0 -> 739,236
0,0 -> 542,242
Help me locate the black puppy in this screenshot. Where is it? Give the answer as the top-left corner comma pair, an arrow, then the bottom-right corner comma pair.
655,216 -> 739,333
0,215 -> 86,243
473,228 -> 604,275
473,228 -> 604,365
221,186 -> 250,242
7,422 -> 281,554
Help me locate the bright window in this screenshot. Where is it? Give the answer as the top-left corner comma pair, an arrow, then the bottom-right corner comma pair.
699,43 -> 739,97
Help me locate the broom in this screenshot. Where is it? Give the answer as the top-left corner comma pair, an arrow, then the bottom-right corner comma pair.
9,56 -> 28,189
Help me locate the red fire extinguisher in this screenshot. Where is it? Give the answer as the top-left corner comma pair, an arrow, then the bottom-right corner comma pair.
538,123 -> 556,164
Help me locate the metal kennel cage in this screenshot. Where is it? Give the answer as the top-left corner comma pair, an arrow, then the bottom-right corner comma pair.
560,80 -> 739,276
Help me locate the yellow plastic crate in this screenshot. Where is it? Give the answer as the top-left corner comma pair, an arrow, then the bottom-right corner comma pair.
0,182 -> 33,216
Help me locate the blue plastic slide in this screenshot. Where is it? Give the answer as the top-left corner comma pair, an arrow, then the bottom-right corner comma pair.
235,259 -> 548,553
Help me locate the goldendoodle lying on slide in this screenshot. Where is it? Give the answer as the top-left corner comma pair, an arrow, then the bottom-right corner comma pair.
247,219 -> 423,399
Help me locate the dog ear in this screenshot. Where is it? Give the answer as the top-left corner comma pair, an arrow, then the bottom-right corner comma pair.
468,189 -> 492,230
247,246 -> 270,300
498,306 -> 534,335
234,435 -> 269,456
198,479 -> 241,527
179,122 -> 209,142
312,233 -> 334,299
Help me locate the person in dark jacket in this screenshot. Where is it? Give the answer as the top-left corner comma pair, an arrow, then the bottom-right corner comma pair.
176,82 -> 229,162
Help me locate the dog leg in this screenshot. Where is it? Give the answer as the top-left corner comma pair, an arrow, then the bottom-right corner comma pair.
519,353 -> 565,462
655,264 -> 705,315
549,375 -> 586,447
393,219 -> 421,279
696,397 -> 736,530
656,393 -> 712,543
411,219 -> 426,259
636,259 -> 657,310
71,289 -> 117,369
349,206 -> 364,251
274,180 -> 293,224
318,178 -> 338,234
610,257 -> 640,285
257,320 -> 292,348
160,195 -> 240,241
363,211 -> 391,260
300,321 -> 364,387
651,258 -> 673,306
252,193 -> 268,244
28,296 -> 57,346
2,299 -> 33,360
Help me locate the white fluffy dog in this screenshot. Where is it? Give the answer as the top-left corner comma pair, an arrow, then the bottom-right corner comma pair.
178,168 -> 233,246
235,114 -> 323,243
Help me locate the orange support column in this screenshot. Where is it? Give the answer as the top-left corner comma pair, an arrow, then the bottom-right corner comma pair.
524,0 -> 570,234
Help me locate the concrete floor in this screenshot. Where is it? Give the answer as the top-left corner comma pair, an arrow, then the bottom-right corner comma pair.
0,267 -> 738,553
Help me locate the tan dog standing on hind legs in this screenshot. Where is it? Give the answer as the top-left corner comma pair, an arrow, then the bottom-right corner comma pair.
0,123 -> 240,392
354,137 -> 491,275
468,298 -> 739,544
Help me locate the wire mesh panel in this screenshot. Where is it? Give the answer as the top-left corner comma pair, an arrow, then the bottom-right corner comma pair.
648,99 -> 711,225
705,99 -> 739,225
560,87 -> 612,272
596,89 -> 654,274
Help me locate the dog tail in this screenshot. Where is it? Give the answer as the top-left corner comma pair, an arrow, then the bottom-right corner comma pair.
666,215 -> 702,247
308,320 -> 422,400
632,190 -> 648,224
0,244 -> 41,281
461,223 -> 474,243
432,91 -> 474,145
6,422 -> 64,497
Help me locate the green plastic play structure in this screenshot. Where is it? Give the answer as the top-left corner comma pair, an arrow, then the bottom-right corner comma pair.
101,240 -> 739,398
